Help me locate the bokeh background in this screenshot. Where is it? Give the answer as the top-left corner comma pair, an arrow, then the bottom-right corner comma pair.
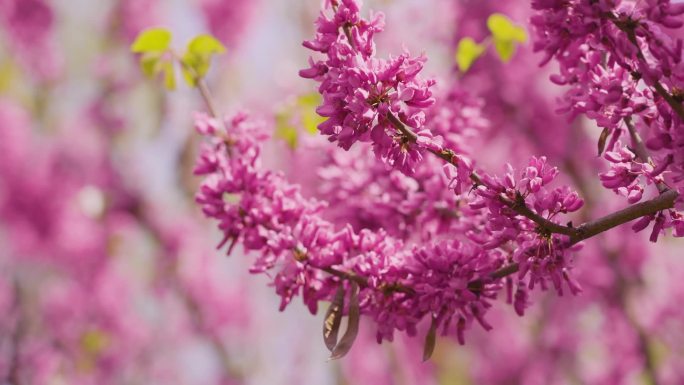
1,0 -> 683,384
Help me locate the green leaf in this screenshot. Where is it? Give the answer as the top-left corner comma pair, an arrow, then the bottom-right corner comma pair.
188,34 -> 226,57
487,13 -> 527,62
456,37 -> 486,72
297,93 -> 320,107
297,93 -> 325,134
302,110 -> 325,134
161,61 -> 176,91
275,112 -> 298,149
181,34 -> 226,86
0,58 -> 18,92
487,13 -> 527,42
493,39 -> 516,62
139,52 -> 162,78
81,329 -> 110,355
181,65 -> 197,87
131,28 -> 172,53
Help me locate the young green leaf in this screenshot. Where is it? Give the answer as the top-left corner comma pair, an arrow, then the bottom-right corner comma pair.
188,35 -> 226,57
275,112 -> 299,149
493,40 -> 516,62
486,13 -> 527,62
181,34 -> 226,86
181,65 -> 197,87
487,14 -> 527,42
139,52 -> 162,78
297,93 -> 325,134
161,61 -> 176,91
131,28 -> 172,53
456,37 -> 486,72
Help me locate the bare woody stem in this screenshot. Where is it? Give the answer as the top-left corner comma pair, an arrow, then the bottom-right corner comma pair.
570,189 -> 677,243
172,50 -> 223,124
197,79 -> 221,120
322,266 -> 415,295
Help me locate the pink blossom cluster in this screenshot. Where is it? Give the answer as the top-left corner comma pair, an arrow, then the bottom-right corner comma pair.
299,0 -> 439,173
4,0 -> 684,381
530,0 -> 684,235
193,112 -> 504,343
316,89 -> 487,241
193,107 -> 591,346
470,157 -> 585,298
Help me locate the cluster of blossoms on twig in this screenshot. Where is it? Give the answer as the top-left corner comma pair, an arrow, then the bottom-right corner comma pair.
530,0 -> 684,239
192,102 -> 585,356
128,0 -> 684,362
299,0 -> 439,174
317,88 -> 487,241
194,112 -> 498,346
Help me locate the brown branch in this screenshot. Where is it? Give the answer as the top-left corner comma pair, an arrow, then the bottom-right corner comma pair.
499,194 -> 579,237
321,266 -> 415,295
320,266 -> 370,288
570,189 -> 677,244
197,79 -> 221,121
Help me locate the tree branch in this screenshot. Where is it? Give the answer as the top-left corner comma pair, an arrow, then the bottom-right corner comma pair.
499,194 -> 579,236
570,189 -> 677,244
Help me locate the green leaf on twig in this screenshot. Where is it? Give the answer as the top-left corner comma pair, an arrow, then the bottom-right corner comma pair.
130,28 -> 177,90
131,28 -> 172,53
487,13 -> 527,62
456,37 -> 486,72
181,34 -> 226,86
